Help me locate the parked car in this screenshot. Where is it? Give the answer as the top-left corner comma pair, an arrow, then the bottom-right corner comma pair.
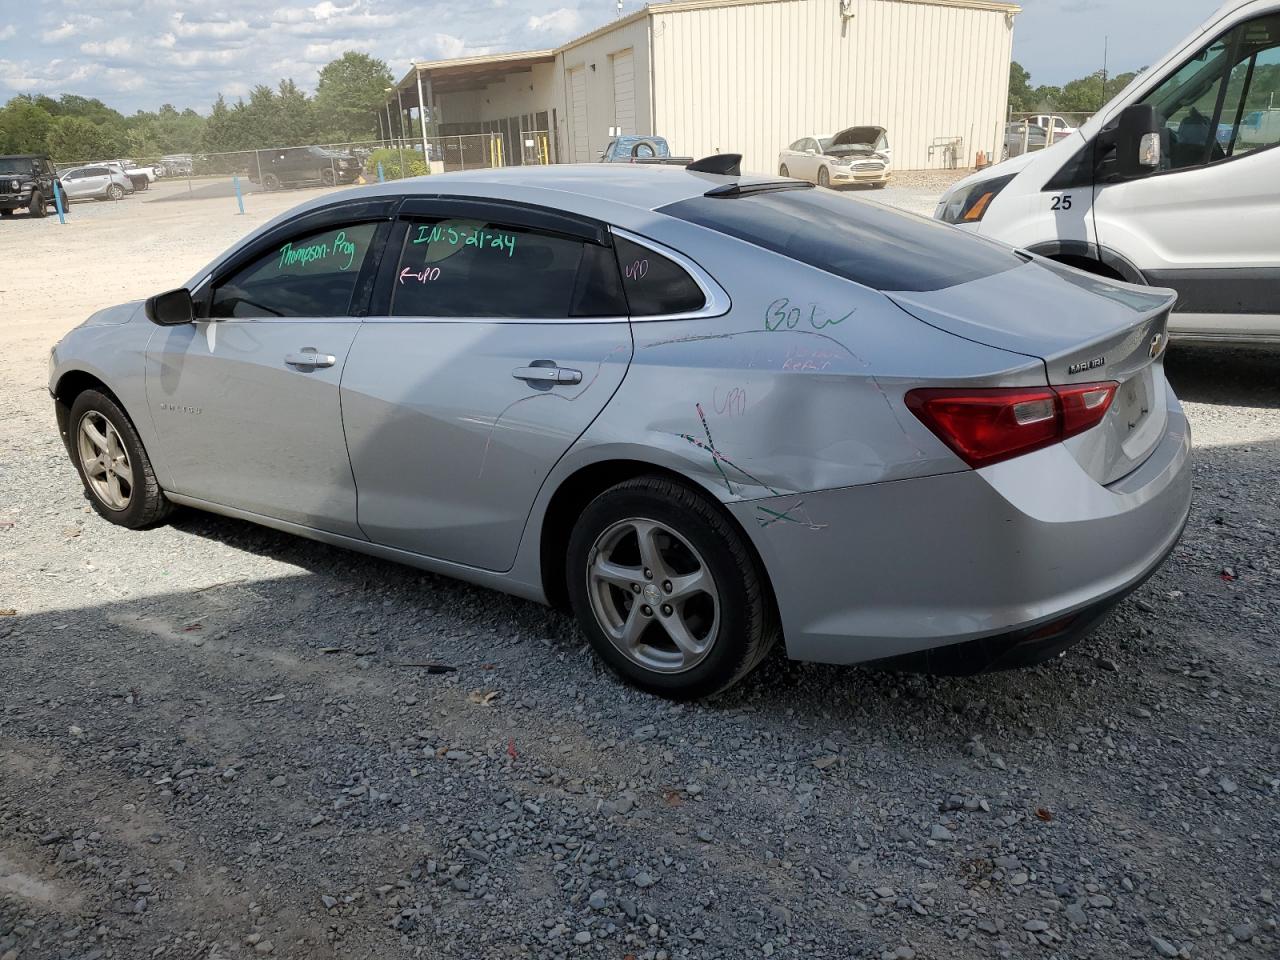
598,136 -> 692,165
160,154 -> 193,177
0,154 -> 60,218
1028,114 -> 1078,142
103,161 -> 152,192
777,126 -> 892,188
59,165 -> 134,202
249,146 -> 362,190
938,0 -> 1280,344
49,164 -> 1191,698
1003,121 -> 1049,159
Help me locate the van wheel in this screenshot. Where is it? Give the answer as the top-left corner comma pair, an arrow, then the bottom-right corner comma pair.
566,476 -> 778,700
28,190 -> 46,217
69,389 -> 174,529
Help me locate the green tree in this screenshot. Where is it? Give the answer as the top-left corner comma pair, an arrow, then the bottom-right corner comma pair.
0,97 -> 55,153
45,115 -> 125,162
314,51 -> 393,142
1008,62 -> 1035,114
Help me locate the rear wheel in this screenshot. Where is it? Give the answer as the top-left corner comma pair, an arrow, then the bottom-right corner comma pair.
566,476 -> 778,699
817,166 -> 830,188
28,190 -> 46,217
320,168 -> 336,186
107,184 -> 124,201
69,389 -> 174,529
779,164 -> 789,177
262,173 -> 281,191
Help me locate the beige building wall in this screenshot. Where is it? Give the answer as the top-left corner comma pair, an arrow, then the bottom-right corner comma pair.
649,0 -> 1014,173
556,17 -> 655,162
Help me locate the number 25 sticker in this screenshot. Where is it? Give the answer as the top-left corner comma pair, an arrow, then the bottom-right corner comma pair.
1050,194 -> 1073,211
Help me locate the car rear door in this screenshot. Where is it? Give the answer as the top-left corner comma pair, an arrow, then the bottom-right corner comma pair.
339,197 -> 633,572
146,201 -> 396,536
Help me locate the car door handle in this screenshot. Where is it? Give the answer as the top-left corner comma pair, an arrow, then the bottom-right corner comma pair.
285,349 -> 336,369
512,364 -> 582,385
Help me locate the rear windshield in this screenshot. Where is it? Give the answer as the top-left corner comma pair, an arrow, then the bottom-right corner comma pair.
659,188 -> 1023,292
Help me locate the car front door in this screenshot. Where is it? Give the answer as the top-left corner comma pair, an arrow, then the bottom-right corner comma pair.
145,204 -> 394,536
339,198 -> 634,571
1092,11 -> 1280,337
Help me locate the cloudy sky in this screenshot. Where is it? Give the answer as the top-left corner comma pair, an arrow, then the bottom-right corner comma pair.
0,0 -> 1225,114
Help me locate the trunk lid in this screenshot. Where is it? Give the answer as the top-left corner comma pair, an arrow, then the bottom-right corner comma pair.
889,260 -> 1177,485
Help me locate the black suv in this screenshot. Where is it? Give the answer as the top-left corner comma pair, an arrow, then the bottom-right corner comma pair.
248,146 -> 362,190
0,154 -> 59,218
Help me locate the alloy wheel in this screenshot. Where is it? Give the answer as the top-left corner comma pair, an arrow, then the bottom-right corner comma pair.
586,517 -> 720,674
77,411 -> 133,511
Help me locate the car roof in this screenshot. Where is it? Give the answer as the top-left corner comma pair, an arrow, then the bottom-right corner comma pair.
293,163 -> 789,217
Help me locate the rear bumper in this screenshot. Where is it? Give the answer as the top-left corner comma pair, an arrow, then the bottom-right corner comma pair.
731,386 -> 1192,667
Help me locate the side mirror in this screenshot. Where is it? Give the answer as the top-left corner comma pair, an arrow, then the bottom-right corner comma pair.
145,287 -> 195,326
1112,103 -> 1162,178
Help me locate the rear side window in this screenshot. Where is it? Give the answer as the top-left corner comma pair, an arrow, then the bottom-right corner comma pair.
390,219 -> 626,318
660,189 -> 1023,292
210,222 -> 377,318
613,236 -> 706,316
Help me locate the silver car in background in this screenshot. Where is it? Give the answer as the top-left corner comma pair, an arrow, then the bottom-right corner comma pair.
59,165 -> 135,201
48,164 -> 1191,699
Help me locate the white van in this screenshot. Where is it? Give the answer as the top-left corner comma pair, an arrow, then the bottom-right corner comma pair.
937,0 -> 1280,343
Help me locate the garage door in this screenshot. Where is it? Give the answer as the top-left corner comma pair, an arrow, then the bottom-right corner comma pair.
570,67 -> 589,162
612,49 -> 635,136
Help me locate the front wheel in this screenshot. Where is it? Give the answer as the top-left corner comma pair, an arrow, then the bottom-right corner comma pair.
69,389 -> 174,529
817,166 -> 830,188
28,190 -> 46,217
566,476 -> 778,699
262,173 -> 281,191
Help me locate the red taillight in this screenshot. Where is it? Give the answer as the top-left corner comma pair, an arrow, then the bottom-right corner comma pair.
905,381 -> 1117,468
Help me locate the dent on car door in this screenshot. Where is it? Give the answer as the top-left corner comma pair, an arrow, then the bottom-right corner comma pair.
145,218 -> 388,536
339,201 -> 634,572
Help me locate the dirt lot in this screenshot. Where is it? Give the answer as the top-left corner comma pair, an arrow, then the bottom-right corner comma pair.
1,177 -> 1278,960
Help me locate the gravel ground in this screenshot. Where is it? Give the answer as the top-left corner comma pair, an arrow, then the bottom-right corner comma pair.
2,175 -> 1278,960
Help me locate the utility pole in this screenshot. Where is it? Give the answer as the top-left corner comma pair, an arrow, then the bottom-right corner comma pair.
1102,35 -> 1109,89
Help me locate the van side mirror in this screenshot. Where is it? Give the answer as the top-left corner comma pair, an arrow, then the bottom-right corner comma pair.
145,287 -> 194,326
1113,103 -> 1162,178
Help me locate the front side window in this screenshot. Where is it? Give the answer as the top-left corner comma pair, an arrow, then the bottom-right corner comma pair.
1142,14 -> 1280,169
389,218 -> 625,319
210,222 -> 377,319
613,236 -> 706,316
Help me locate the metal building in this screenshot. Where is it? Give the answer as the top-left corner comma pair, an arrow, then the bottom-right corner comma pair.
388,0 -> 1019,173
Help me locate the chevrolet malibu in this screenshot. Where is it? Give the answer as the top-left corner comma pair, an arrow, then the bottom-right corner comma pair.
49,162 -> 1192,699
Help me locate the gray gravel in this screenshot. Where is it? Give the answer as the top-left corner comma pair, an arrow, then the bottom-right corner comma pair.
2,185 -> 1279,960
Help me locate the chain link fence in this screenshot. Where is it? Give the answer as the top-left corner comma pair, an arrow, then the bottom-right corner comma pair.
47,132 -> 554,207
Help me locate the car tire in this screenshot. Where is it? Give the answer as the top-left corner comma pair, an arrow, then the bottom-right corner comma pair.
69,389 -> 174,529
566,476 -> 778,700
263,173 -> 281,191
779,164 -> 789,177
872,181 -> 887,189
320,168 -> 336,186
107,184 -> 124,201
28,190 -> 46,218
817,166 -> 830,188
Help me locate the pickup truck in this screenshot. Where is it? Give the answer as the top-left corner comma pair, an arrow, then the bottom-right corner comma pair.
598,136 -> 693,165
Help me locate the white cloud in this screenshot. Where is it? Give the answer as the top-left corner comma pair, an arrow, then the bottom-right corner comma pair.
79,37 -> 136,58
0,26 -> 15,41
171,16 -> 252,40
526,7 -> 581,34
40,17 -> 102,43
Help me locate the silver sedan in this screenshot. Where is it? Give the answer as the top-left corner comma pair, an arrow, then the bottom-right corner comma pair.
49,164 -> 1192,698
